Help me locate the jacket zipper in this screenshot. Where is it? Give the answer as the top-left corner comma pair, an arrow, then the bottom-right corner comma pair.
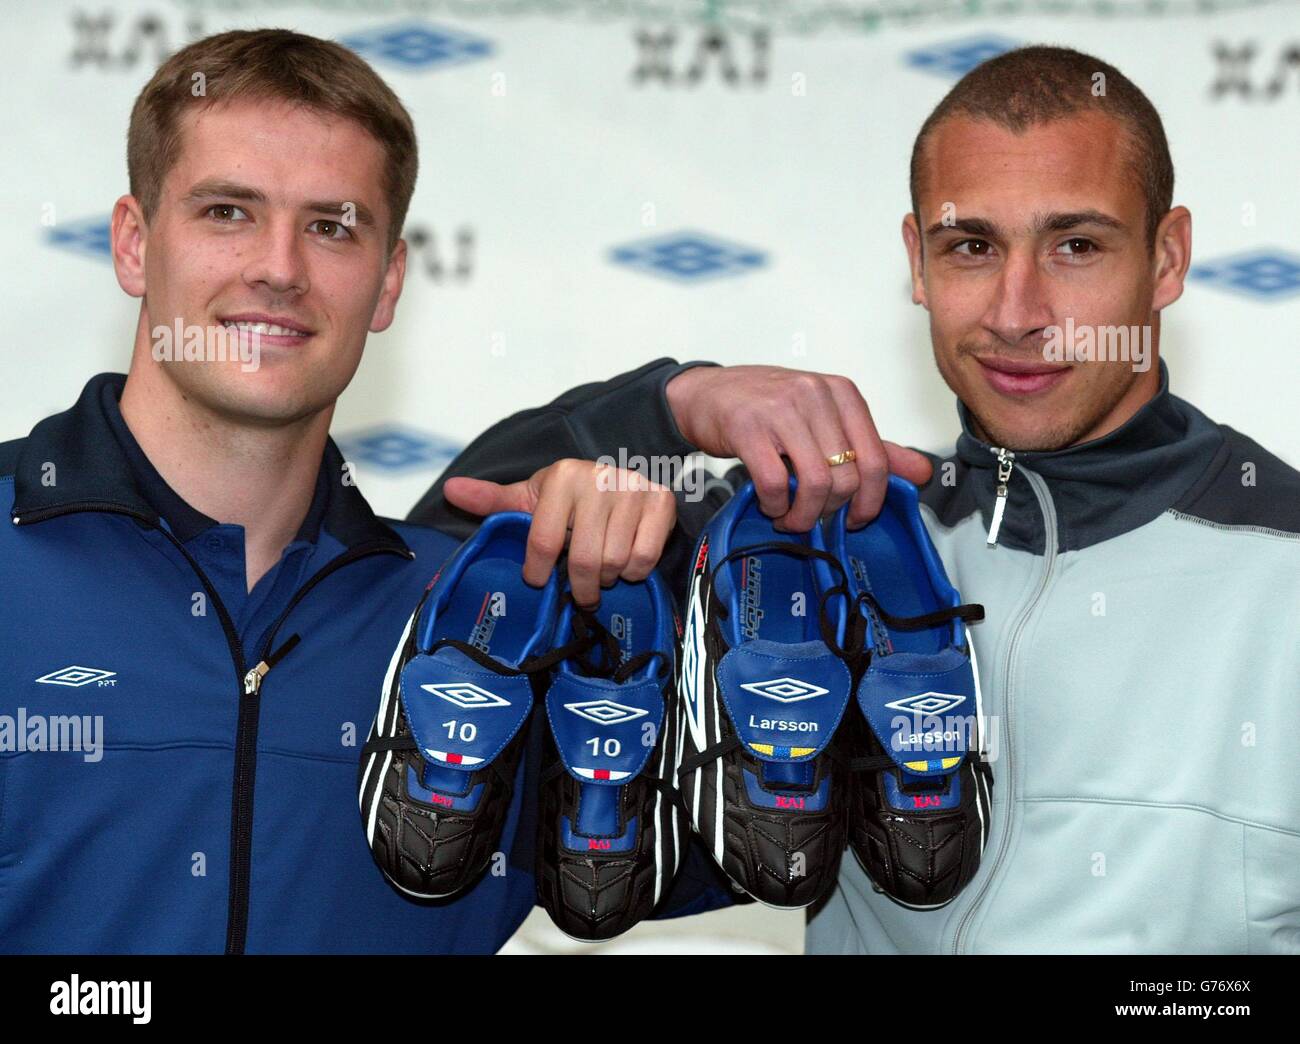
243,634 -> 301,695
13,502 -> 412,954
223,539 -> 411,954
950,465 -> 1058,953
985,447 -> 1016,547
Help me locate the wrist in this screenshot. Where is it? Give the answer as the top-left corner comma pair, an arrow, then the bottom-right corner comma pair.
665,362 -> 715,448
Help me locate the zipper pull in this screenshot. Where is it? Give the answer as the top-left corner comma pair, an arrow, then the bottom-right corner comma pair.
243,633 -> 302,696
986,448 -> 1016,547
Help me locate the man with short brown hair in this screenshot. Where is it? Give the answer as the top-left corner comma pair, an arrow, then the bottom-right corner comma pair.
0,27 -> 725,954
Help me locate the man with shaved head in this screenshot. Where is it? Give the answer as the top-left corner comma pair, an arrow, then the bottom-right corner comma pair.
417,46 -> 1300,954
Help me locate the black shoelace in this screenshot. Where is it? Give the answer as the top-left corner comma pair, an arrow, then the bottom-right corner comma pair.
565,601 -> 671,684
706,540 -> 860,660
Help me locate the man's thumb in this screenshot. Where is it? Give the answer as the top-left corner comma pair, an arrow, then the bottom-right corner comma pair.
442,476 -> 533,517
884,441 -> 934,486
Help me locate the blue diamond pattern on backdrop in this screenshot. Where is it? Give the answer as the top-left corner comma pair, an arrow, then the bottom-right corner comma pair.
1189,249 -> 1300,301
335,425 -> 463,475
340,22 -> 493,70
905,36 -> 1020,78
47,216 -> 112,262
609,231 -> 767,284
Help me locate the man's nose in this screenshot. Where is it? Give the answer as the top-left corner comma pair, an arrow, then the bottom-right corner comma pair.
980,247 -> 1054,348
243,216 -> 309,296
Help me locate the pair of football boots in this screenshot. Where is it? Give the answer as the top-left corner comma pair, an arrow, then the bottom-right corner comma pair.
677,475 -> 992,910
357,512 -> 687,941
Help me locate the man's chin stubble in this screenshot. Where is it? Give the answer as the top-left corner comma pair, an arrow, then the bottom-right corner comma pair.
967,385 -> 1124,451
968,413 -> 1090,452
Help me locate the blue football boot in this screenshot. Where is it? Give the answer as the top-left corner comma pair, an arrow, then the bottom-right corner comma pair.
826,476 -> 992,908
358,511 -> 580,899
536,570 -> 688,940
677,478 -> 858,909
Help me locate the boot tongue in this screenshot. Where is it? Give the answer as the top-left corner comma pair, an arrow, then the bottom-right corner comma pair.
544,671 -> 665,784
399,646 -> 533,771
857,645 -> 977,775
717,640 -> 851,762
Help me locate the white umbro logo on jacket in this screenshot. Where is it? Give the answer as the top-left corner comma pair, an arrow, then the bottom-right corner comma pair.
35,666 -> 116,687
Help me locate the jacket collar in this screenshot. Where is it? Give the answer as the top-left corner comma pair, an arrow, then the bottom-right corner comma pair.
11,372 -> 410,555
943,359 -> 1225,553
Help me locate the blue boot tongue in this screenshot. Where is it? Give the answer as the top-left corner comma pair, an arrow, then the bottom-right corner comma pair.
399,646 -> 534,771
544,671 -> 665,784
544,672 -> 667,839
857,644 -> 976,774
717,640 -> 851,761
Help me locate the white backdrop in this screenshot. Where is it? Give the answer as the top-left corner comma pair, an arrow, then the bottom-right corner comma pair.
4,0 -> 1298,953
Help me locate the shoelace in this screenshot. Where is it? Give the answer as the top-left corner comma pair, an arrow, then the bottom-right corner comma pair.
854,590 -> 984,636
706,539 -> 860,660
566,601 -> 670,684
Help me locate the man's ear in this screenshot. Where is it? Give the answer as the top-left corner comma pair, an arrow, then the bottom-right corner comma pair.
370,235 -> 407,333
112,195 -> 148,299
902,212 -> 928,309
1151,206 -> 1191,313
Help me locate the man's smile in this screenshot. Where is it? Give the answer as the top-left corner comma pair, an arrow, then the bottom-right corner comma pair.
218,311 -> 315,346
973,354 -> 1073,397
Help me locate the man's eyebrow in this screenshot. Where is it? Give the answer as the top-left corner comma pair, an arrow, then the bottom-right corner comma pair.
1032,209 -> 1126,234
924,209 -> 1126,238
925,216 -> 999,238
180,179 -> 268,205
180,179 -> 376,228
